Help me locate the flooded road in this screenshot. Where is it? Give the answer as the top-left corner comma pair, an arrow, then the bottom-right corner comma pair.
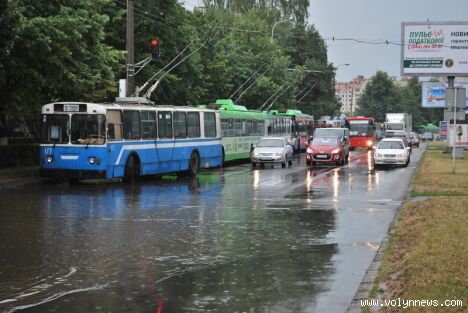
0,146 -> 424,313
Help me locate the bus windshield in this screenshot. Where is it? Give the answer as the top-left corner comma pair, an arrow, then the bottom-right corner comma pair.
349,123 -> 373,136
41,114 -> 69,144
71,114 -> 106,145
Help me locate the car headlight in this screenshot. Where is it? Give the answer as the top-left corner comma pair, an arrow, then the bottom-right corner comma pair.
331,148 -> 340,154
274,152 -> 282,156
306,148 -> 313,154
398,153 -> 407,157
375,153 -> 382,157
252,151 -> 259,157
47,155 -> 54,163
367,140 -> 373,146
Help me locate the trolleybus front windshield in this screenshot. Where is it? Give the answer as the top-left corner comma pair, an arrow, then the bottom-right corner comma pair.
71,114 -> 106,145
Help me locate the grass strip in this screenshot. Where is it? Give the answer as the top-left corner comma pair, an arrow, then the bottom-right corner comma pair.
364,142 -> 468,312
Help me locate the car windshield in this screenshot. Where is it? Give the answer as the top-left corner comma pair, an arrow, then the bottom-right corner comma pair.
312,137 -> 339,146
423,132 -> 432,136
257,138 -> 284,147
378,141 -> 404,149
314,128 -> 343,138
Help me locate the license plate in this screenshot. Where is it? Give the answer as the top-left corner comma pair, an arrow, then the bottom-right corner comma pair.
316,154 -> 327,158
385,159 -> 396,163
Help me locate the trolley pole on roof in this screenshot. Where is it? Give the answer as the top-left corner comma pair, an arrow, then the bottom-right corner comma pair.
126,0 -> 135,97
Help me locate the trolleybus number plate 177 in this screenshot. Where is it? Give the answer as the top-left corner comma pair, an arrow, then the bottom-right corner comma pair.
64,104 -> 80,112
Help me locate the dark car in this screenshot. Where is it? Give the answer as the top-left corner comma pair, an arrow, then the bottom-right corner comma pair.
409,132 -> 420,148
421,132 -> 434,141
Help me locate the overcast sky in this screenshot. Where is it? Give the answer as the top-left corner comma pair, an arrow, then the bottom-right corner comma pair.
182,0 -> 468,82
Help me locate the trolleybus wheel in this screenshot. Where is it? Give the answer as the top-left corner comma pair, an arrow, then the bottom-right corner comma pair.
123,154 -> 140,183
188,152 -> 200,177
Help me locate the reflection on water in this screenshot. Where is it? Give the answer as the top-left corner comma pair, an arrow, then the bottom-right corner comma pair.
0,169 -> 338,313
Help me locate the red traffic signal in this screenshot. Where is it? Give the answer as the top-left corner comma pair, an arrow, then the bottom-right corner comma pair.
148,37 -> 160,59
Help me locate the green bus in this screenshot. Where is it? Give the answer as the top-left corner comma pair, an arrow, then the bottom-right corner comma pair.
211,99 -> 267,162
268,109 -> 314,152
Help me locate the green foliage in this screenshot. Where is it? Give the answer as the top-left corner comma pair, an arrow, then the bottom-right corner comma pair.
356,72 -> 443,126
0,0 -> 337,136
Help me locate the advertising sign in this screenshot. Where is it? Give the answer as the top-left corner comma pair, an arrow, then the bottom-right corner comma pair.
421,82 -> 468,109
401,22 -> 468,76
448,124 -> 468,147
439,121 -> 448,141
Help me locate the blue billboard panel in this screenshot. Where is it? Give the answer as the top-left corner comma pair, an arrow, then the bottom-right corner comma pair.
421,82 -> 468,109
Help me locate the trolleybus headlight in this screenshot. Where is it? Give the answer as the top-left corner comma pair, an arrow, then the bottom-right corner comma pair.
46,155 -> 54,163
367,140 -> 373,146
88,157 -> 96,164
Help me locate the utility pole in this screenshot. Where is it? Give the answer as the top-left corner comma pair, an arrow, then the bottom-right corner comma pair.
126,0 -> 135,97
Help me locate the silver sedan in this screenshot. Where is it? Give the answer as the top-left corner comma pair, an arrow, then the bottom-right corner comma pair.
251,137 -> 293,168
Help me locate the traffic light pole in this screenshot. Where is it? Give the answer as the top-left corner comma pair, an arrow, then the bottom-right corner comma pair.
126,0 -> 135,97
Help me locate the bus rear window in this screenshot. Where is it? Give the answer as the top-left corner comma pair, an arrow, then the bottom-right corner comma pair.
41,114 -> 69,144
71,114 -> 106,145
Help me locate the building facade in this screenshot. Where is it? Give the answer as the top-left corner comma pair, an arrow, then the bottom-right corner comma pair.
335,75 -> 367,116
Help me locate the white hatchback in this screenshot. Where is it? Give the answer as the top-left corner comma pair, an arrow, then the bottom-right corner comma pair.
373,138 -> 411,168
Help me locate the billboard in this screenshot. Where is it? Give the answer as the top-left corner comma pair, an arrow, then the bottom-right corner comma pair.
401,22 -> 468,76
421,82 -> 468,108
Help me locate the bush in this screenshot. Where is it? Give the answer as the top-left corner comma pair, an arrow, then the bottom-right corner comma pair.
0,144 -> 39,168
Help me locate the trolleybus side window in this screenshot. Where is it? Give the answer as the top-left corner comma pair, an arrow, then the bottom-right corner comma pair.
123,110 -> 141,140
187,112 -> 200,138
234,119 -> 242,137
204,112 -> 217,138
158,111 -> 173,139
71,114 -> 106,145
141,111 -> 156,139
107,110 -> 123,141
41,114 -> 69,144
174,111 -> 187,139
257,120 -> 265,136
246,120 -> 253,136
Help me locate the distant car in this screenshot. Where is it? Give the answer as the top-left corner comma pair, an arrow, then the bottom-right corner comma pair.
373,138 -> 411,168
409,132 -> 420,148
421,132 -> 434,141
251,137 -> 293,168
306,136 -> 346,166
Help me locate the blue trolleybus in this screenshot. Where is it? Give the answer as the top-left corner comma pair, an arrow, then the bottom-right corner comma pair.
40,98 -> 223,182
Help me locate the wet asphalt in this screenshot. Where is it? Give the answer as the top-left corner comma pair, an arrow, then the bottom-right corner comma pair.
0,144 -> 425,313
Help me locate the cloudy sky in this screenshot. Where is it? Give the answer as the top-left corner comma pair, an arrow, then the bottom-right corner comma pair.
182,0 -> 468,82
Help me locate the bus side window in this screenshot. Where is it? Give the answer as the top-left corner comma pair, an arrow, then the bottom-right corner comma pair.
123,110 -> 141,140
158,111 -> 173,139
106,110 -> 122,140
187,112 -> 200,138
204,112 -> 217,138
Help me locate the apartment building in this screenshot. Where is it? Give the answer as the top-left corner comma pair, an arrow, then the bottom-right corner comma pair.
335,75 -> 367,115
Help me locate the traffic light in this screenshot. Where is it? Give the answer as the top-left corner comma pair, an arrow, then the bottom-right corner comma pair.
148,37 -> 160,59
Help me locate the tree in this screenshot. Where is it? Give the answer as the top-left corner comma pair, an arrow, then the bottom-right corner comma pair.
356,71 -> 401,122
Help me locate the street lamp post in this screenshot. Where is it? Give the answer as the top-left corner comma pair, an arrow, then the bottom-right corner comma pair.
271,20 -> 289,43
